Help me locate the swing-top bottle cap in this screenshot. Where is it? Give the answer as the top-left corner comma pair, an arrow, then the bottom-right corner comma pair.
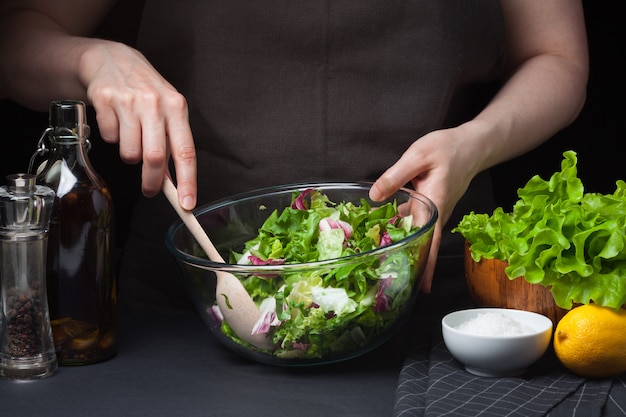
49,100 -> 90,140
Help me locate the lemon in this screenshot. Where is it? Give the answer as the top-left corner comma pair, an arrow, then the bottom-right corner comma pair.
554,303 -> 626,378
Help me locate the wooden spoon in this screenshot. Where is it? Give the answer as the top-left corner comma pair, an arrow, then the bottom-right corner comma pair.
162,175 -> 274,350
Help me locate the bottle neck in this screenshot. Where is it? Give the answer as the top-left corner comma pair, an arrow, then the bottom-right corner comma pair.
34,100 -> 103,193
37,133 -> 100,192
51,136 -> 83,146
46,136 -> 88,167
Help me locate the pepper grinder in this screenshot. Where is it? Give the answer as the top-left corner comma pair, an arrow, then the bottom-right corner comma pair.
0,174 -> 57,380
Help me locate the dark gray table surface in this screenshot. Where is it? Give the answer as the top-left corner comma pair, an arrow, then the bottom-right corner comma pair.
2,256 -> 624,417
0,309 -> 411,417
0,257 -> 470,417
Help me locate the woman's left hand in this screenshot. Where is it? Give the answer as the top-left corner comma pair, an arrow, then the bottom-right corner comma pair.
370,123 -> 483,293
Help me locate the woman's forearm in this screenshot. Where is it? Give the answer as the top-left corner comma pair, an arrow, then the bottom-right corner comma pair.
457,0 -> 589,177
0,3 -> 114,110
464,51 -> 589,176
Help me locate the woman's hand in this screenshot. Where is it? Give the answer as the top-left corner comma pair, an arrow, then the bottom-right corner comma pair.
80,41 -> 197,209
0,1 -> 197,210
370,124 -> 484,293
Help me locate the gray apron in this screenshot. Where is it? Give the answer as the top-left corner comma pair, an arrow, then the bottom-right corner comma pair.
119,0 -> 505,311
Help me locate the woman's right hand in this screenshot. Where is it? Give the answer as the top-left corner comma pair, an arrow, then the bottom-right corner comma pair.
79,41 -> 197,209
0,1 -> 197,210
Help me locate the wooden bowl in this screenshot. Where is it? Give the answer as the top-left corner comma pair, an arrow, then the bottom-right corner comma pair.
464,241 -> 569,324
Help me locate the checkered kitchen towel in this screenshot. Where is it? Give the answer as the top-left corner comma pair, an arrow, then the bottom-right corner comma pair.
393,320 -> 626,417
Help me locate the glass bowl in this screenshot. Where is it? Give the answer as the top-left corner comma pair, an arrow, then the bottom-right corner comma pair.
165,182 -> 437,366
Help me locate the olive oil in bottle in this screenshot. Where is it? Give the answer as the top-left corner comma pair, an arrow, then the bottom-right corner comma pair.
34,100 -> 116,365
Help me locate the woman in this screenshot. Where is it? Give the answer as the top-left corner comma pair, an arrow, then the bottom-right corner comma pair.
0,0 -> 588,311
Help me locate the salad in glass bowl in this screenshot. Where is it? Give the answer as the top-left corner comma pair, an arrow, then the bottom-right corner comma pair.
165,182 -> 437,366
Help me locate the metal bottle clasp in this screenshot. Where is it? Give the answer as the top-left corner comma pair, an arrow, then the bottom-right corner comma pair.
27,127 -> 92,175
27,127 -> 54,175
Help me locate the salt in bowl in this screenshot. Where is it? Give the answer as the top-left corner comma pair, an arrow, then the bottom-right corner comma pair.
442,308 -> 553,377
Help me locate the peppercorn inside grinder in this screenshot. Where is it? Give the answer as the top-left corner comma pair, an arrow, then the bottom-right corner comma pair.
0,174 -> 57,380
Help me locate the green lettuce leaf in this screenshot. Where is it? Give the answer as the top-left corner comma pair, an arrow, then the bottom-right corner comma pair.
228,189 -> 423,359
453,151 -> 626,310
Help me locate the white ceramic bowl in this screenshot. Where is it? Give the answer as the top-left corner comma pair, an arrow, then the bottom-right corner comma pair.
441,308 -> 553,377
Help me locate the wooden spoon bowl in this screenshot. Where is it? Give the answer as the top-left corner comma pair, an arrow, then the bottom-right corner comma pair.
162,175 -> 273,350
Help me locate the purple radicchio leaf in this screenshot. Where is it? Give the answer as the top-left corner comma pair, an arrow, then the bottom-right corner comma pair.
374,276 -> 393,312
251,297 -> 281,335
291,188 -> 313,210
319,218 -> 353,242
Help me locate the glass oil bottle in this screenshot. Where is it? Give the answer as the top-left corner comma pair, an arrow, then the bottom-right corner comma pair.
31,100 -> 116,365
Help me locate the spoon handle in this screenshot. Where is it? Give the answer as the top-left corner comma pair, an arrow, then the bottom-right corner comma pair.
162,175 -> 225,263
161,174 -> 274,350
